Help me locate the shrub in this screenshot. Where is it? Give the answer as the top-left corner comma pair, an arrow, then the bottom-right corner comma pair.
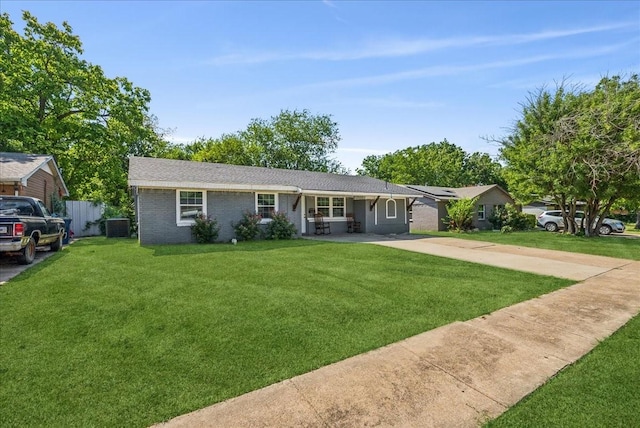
489,204 -> 533,231
191,214 -> 219,243
443,197 -> 478,232
234,211 -> 262,241
265,212 -> 297,240
501,225 -> 514,234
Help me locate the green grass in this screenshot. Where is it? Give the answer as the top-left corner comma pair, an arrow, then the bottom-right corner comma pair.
486,313 -> 640,427
413,229 -> 640,260
624,222 -> 640,235
0,238 -> 573,427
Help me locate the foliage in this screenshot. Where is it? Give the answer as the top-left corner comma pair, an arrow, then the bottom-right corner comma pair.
0,238 -> 572,426
166,109 -> 346,173
444,197 -> 478,232
498,75 -> 640,237
488,203 -> 534,231
264,212 -> 297,240
0,12 -> 170,211
357,140 -> 506,188
233,211 -> 262,241
190,214 -> 219,243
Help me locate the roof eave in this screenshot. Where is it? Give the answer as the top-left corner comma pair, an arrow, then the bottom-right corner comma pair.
129,180 -> 423,198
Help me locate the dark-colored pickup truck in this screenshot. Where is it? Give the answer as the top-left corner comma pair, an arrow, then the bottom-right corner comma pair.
0,196 -> 66,264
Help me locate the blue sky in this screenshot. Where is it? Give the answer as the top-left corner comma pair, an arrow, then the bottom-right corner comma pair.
2,1 -> 638,172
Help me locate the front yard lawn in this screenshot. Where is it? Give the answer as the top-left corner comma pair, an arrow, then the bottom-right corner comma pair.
414,230 -> 640,260
1,238 -> 573,426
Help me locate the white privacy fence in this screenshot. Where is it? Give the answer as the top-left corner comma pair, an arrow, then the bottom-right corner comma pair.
65,200 -> 104,237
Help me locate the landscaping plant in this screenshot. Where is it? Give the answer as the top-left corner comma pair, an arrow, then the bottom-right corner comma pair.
488,203 -> 535,231
233,211 -> 262,241
443,197 -> 478,232
191,214 -> 220,243
265,212 -> 297,240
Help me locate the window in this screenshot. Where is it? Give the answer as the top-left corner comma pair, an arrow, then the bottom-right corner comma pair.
256,193 -> 277,219
177,190 -> 205,225
332,197 -> 345,217
315,197 -> 345,218
316,197 -> 330,216
386,199 -> 397,219
477,204 -> 486,220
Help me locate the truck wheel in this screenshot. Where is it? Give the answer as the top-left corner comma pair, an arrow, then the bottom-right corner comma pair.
50,233 -> 63,252
18,238 -> 36,265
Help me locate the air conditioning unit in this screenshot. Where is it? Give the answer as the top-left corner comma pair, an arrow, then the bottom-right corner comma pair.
106,218 -> 130,238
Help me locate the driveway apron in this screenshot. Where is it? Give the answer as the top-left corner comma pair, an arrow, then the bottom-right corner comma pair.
156,236 -> 640,428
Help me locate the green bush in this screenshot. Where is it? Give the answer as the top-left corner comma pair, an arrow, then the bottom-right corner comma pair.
191,214 -> 220,243
234,211 -> 262,241
443,197 -> 478,232
489,204 -> 533,231
265,212 -> 297,240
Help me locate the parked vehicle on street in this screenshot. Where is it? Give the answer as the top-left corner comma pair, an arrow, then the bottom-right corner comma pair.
537,210 -> 626,235
0,196 -> 66,264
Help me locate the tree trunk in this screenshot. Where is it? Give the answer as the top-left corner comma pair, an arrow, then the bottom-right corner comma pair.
636,210 -> 640,230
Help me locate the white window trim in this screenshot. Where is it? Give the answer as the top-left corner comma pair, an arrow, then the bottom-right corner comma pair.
477,204 -> 486,221
256,193 -> 278,224
176,189 -> 207,227
314,196 -> 346,219
386,199 -> 397,219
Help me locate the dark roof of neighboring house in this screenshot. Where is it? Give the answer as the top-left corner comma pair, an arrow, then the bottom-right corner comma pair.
0,152 -> 69,196
404,184 -> 512,202
128,156 -> 423,197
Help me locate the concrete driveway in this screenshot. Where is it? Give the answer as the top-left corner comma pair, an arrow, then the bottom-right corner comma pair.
156,235 -> 640,428
0,247 -> 58,285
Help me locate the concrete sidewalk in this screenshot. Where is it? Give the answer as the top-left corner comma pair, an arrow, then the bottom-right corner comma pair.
156,237 -> 640,428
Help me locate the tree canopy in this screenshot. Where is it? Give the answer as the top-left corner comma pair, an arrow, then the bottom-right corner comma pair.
168,109 -> 345,173
0,11 -> 168,209
356,140 -> 506,188
499,75 -> 640,236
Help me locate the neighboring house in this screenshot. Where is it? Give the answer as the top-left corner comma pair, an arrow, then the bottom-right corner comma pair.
0,152 -> 69,212
405,184 -> 514,231
522,198 -> 586,217
128,156 -> 424,245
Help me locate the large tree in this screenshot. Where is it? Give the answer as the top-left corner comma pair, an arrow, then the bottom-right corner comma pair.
0,11 -> 168,209
357,140 -> 505,188
168,109 -> 345,173
499,75 -> 640,236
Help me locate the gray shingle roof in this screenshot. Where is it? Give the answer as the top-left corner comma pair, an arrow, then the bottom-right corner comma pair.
0,152 -> 54,181
128,156 -> 423,197
404,184 -> 510,201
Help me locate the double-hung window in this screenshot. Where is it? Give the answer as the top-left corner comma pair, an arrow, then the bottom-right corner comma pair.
477,204 -> 486,220
177,190 -> 205,226
256,193 -> 277,219
315,197 -> 345,218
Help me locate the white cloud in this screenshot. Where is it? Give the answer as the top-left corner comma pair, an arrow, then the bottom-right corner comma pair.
298,40 -> 635,90
205,21 -> 636,65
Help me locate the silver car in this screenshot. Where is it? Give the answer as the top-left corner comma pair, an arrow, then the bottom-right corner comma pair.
537,210 -> 626,235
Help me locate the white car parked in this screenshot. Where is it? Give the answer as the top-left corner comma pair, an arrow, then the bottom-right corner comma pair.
537,210 -> 626,235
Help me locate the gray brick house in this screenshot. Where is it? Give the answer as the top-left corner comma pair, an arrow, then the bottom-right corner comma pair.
128,157 -> 424,245
405,184 -> 514,231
